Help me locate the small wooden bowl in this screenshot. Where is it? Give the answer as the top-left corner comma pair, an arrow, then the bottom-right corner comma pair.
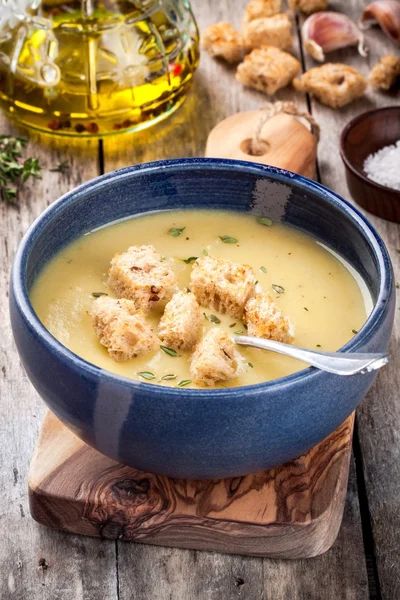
340,107 -> 400,223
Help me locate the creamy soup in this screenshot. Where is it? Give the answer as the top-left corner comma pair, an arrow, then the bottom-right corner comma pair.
30,209 -> 371,388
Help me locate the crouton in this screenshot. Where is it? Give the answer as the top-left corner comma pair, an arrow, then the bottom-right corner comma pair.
288,0 -> 328,14
236,45 -> 300,95
158,290 -> 201,350
202,22 -> 244,64
244,14 -> 293,51
293,63 -> 366,109
107,245 -> 178,312
190,328 -> 244,386
245,293 -> 294,343
190,255 -> 255,320
90,296 -> 158,361
368,55 -> 400,91
244,0 -> 282,23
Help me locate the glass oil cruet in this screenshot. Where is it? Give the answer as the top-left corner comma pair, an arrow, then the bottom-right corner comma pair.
0,0 -> 199,136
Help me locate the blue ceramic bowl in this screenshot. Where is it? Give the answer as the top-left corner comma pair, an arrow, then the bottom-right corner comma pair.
10,159 -> 395,479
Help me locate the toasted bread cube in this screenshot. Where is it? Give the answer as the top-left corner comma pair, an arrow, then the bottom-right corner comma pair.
288,0 -> 328,14
368,55 -> 400,91
90,296 -> 158,361
293,63 -> 366,109
158,290 -> 201,350
244,14 -> 293,51
244,0 -> 282,23
245,293 -> 294,343
107,245 -> 178,312
202,22 -> 244,64
190,255 -> 255,320
236,45 -> 300,95
190,328 -> 244,386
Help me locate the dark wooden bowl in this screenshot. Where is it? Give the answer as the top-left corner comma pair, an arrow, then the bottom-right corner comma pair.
340,106 -> 400,223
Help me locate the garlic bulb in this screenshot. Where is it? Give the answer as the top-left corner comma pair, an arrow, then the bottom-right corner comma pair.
360,0 -> 400,46
302,12 -> 368,62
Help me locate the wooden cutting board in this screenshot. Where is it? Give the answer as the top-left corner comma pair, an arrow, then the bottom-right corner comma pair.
28,410 -> 354,559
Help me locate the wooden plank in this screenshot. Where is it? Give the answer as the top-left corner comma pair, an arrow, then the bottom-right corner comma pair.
300,1 -> 400,598
0,119 -> 118,599
101,0 -> 370,598
29,411 -> 354,559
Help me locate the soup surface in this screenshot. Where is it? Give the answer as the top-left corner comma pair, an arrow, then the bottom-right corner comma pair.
30,209 -> 371,388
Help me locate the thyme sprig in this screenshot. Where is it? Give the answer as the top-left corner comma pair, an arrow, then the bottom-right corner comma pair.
0,136 -> 42,204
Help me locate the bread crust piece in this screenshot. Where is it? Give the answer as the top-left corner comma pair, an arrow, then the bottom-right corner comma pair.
293,63 -> 366,108
90,296 -> 158,361
244,14 -> 293,51
244,0 -> 282,23
202,22 -> 244,64
107,245 -> 178,312
244,293 -> 294,343
190,328 -> 244,386
158,290 -> 201,350
288,0 -> 328,14
368,55 -> 400,91
190,254 -> 255,320
236,45 -> 300,95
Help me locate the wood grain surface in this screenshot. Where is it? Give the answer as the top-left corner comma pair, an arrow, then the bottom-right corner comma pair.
0,0 -> 398,598
28,411 -> 354,559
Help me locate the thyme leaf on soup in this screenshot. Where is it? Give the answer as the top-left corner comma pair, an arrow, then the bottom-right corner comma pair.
260,266 -> 267,273
256,216 -> 273,227
234,330 -> 244,335
177,379 -> 191,387
161,374 -> 177,381
204,313 -> 221,324
248,362 -> 254,368
169,227 -> 186,237
316,344 -> 321,348
203,248 -> 208,256
352,329 -> 358,334
91,292 -> 108,298
160,345 -> 178,357
220,235 -> 238,244
138,371 -> 155,380
182,256 -> 198,264
229,322 -> 237,328
304,307 -> 309,311
272,284 -> 285,294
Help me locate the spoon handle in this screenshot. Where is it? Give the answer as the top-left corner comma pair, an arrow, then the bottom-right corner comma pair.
234,335 -> 388,376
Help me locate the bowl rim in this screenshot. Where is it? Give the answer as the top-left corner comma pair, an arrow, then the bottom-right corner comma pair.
340,106 -> 400,198
11,157 -> 393,397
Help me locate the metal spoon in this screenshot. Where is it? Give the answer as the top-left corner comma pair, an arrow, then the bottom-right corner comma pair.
234,335 -> 388,376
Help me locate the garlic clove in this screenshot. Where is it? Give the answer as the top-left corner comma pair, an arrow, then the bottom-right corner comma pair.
360,0 -> 400,46
302,11 -> 368,62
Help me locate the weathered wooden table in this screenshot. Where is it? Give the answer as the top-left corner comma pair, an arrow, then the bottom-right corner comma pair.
1,1 -> 399,598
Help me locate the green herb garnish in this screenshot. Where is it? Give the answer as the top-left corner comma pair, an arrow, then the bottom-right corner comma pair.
177,379 -> 191,387
138,371 -> 155,380
50,160 -> 71,174
203,249 -> 208,256
220,235 -> 238,244
0,136 -> 42,204
304,307 -> 309,311
161,374 -> 177,381
352,329 -> 358,334
160,345 -> 178,357
182,256 -> 198,264
91,292 -> 108,298
316,344 -> 321,348
229,323 -> 237,328
248,362 -> 254,368
204,313 -> 221,324
169,227 -> 186,237
260,266 -> 267,273
234,330 -> 244,335
272,284 -> 285,294
256,216 -> 273,227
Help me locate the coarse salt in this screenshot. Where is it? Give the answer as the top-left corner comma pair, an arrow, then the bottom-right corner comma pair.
363,140 -> 400,191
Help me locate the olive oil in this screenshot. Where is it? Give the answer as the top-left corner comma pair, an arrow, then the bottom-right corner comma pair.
0,1 -> 199,136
